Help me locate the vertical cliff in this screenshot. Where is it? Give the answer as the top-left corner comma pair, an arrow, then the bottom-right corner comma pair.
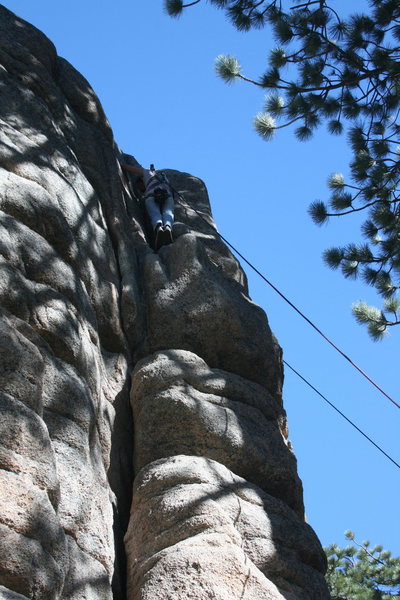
0,5 -> 329,600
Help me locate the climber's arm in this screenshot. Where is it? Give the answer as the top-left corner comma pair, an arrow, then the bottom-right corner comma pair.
120,163 -> 143,176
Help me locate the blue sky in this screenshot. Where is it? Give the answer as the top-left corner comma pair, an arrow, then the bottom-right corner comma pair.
4,0 -> 399,556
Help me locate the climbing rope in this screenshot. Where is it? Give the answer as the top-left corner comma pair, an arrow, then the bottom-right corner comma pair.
283,360 -> 400,470
127,169 -> 399,468
167,179 -> 399,411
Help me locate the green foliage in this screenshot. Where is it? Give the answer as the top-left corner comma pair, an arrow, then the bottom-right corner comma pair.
352,301 -> 388,340
309,200 -> 328,224
264,93 -> 285,117
254,112 -> 275,140
325,531 -> 400,599
164,0 -> 400,339
215,54 -> 241,83
164,0 -> 184,17
269,48 -> 287,68
328,120 -> 344,135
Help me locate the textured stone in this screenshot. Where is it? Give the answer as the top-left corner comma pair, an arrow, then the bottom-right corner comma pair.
0,4 -> 329,600
125,456 -> 328,600
0,586 -> 29,600
0,5 -> 132,599
0,471 -> 67,600
131,349 -> 302,514
139,189 -> 283,398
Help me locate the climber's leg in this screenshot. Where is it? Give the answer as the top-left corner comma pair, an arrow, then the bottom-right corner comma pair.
160,194 -> 174,245
154,224 -> 164,251
155,200 -> 173,249
145,195 -> 162,230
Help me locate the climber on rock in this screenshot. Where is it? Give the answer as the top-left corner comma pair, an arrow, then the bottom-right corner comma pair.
120,162 -> 175,250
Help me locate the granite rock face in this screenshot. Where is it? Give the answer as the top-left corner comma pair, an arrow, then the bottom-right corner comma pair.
0,5 -> 329,600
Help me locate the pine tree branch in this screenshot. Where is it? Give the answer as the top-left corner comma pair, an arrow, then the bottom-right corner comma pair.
171,0 -> 400,338
290,0 -> 321,9
248,0 -> 267,16
325,199 -> 381,217
288,68 -> 381,93
352,538 -> 387,567
342,183 -> 360,191
237,73 -> 265,86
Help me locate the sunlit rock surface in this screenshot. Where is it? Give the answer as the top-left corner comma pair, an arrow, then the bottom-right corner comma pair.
0,5 -> 329,600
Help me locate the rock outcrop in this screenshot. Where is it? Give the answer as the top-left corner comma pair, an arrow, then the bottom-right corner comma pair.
0,5 -> 329,600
